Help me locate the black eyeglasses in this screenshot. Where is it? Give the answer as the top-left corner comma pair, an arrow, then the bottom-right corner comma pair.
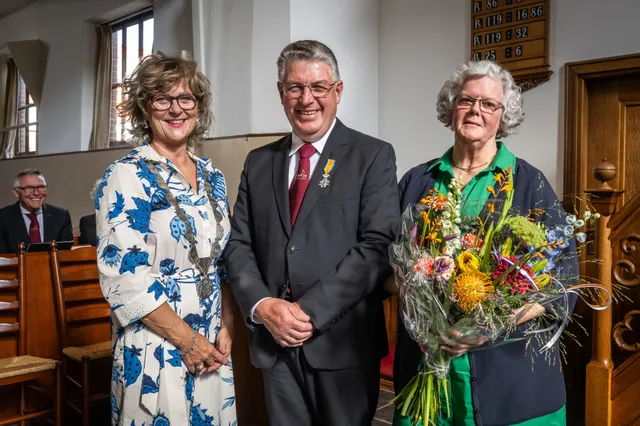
17,185 -> 47,194
280,81 -> 339,99
151,94 -> 198,111
455,95 -> 502,114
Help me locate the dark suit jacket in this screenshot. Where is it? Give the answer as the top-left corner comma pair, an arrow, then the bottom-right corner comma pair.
224,119 -> 400,370
0,202 -> 73,254
78,214 -> 97,247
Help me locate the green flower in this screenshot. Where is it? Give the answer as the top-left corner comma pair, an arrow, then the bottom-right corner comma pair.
504,216 -> 547,248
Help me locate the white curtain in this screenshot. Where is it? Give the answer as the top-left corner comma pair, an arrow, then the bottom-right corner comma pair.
0,59 -> 18,159
89,24 -> 113,150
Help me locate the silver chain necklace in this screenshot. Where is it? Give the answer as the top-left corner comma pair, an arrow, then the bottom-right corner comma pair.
145,160 -> 224,299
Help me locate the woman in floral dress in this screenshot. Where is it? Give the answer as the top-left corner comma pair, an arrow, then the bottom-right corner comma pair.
96,53 -> 236,426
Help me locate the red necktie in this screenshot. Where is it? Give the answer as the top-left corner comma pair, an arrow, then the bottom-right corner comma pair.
289,143 -> 316,225
27,212 -> 41,243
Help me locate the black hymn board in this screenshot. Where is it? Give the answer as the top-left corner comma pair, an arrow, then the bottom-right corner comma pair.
470,0 -> 552,91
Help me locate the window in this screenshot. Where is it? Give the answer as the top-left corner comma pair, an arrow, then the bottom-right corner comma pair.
0,71 -> 38,157
110,10 -> 154,145
16,74 -> 37,155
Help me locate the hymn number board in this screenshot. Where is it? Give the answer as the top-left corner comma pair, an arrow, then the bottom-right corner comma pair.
470,0 -> 551,90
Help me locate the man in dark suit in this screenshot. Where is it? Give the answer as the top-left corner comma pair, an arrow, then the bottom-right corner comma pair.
78,179 -> 101,247
0,168 -> 73,254
78,214 -> 96,246
224,40 -> 399,425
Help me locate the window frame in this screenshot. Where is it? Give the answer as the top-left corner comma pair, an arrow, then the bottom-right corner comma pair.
109,9 -> 153,146
0,72 -> 39,157
15,76 -> 38,156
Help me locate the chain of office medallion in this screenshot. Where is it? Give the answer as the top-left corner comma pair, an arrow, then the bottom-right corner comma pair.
145,160 -> 224,299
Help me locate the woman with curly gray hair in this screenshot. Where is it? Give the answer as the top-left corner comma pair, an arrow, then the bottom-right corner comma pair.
96,53 -> 236,425
389,60 -> 572,425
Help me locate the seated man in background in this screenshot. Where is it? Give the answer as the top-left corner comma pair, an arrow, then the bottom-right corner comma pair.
77,179 -> 100,247
0,168 -> 73,254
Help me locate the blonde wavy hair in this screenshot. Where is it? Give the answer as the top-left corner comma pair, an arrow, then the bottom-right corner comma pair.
116,53 -> 213,147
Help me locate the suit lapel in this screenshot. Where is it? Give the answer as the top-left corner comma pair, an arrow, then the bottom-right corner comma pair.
11,202 -> 29,243
272,136 -> 293,237
293,120 -> 349,230
42,204 -> 53,242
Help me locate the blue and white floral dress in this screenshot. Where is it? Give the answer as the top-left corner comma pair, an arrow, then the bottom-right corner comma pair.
96,143 -> 236,426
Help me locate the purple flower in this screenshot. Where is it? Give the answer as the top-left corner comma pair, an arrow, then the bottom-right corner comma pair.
433,256 -> 455,280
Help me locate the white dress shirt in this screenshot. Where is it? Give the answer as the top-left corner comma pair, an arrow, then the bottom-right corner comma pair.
250,119 -> 337,323
20,205 -> 44,242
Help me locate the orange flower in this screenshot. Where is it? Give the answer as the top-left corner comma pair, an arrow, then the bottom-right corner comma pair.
502,182 -> 512,192
425,231 -> 442,243
487,203 -> 495,214
486,186 -> 496,197
461,233 -> 483,250
494,172 -> 504,184
431,194 -> 447,211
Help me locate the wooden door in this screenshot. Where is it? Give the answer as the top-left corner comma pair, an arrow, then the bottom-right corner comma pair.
564,53 -> 640,425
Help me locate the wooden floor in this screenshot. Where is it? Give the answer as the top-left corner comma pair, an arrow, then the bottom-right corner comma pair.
373,387 -> 395,425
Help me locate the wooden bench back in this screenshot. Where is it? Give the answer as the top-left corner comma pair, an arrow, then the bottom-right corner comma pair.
0,244 -> 26,358
49,243 -> 110,351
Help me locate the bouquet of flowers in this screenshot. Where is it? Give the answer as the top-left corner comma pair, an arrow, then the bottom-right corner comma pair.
389,167 -> 609,426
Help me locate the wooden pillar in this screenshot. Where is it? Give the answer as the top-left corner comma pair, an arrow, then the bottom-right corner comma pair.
584,159 -> 623,426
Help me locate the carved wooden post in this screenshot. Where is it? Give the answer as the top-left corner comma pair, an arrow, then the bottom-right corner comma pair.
584,159 -> 624,426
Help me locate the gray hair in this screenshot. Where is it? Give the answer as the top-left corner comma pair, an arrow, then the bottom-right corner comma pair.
13,168 -> 46,189
436,60 -> 524,138
89,179 -> 102,201
277,40 -> 340,82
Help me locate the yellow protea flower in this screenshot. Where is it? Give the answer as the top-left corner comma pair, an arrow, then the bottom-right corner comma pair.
457,252 -> 480,274
453,271 -> 494,313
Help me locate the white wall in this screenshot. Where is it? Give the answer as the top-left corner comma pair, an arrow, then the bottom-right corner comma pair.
379,0 -> 468,176
198,0 -> 379,138
379,0 -> 640,194
0,0 -> 150,155
250,0 -> 290,134
518,0 -> 640,192
154,0 -> 193,57
195,0 -> 254,137
290,0 -> 379,137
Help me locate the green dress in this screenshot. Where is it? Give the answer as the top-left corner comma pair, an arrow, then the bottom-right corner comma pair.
392,142 -> 566,426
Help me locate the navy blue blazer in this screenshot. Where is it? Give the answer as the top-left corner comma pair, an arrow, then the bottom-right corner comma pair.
393,157 -> 579,426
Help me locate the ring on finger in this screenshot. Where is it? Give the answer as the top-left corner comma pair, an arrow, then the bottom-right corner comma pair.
195,363 -> 204,371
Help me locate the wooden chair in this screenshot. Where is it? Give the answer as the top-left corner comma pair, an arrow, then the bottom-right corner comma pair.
49,242 -> 111,426
0,243 -> 62,426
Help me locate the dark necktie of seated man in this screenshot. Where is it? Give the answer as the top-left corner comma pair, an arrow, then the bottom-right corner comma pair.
27,212 -> 41,243
289,143 -> 316,226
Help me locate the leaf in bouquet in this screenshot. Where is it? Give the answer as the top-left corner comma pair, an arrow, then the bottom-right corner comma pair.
501,236 -> 513,257
479,222 -> 495,266
531,258 -> 548,275
535,273 -> 550,289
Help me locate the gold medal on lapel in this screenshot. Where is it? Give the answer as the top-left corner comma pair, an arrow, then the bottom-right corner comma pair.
319,159 -> 335,188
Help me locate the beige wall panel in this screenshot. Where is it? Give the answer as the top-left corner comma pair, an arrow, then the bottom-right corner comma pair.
0,148 -> 129,225
0,135 -> 282,229
199,135 -> 281,208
